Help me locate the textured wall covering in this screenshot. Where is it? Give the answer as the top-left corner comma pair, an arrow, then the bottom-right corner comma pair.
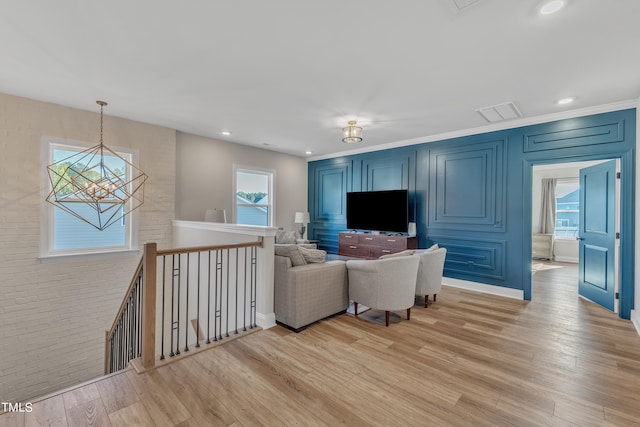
0,93 -> 176,401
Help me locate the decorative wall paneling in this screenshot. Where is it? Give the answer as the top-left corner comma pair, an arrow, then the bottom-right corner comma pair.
308,109 -> 636,319
428,235 -> 506,282
428,138 -> 505,232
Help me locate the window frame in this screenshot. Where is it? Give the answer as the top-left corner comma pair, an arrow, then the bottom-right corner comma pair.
40,137 -> 140,258
554,178 -> 580,240
232,165 -> 275,227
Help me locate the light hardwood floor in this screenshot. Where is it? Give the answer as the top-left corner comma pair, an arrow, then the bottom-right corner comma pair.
3,262 -> 640,426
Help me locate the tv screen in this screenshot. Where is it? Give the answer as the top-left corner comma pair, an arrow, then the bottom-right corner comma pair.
346,190 -> 408,233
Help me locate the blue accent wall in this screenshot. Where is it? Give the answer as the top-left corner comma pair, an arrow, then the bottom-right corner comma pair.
308,109 -> 636,319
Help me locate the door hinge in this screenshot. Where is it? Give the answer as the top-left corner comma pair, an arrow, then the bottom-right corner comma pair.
615,292 -> 620,300
616,172 -> 621,179
616,232 -> 620,239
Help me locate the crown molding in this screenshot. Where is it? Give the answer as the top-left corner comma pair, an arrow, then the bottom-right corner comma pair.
308,100 -> 638,162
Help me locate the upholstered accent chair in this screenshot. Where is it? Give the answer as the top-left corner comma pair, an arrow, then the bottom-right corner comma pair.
414,247 -> 447,307
346,256 -> 420,326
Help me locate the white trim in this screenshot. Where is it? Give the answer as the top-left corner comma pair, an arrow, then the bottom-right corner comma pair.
631,309 -> 640,336
38,249 -> 141,263
171,220 -> 278,237
40,136 -> 140,257
554,256 -> 578,263
308,100 -> 637,161
443,277 -> 524,300
256,312 -> 276,329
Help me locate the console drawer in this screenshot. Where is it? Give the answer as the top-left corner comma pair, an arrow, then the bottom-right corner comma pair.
338,243 -> 370,258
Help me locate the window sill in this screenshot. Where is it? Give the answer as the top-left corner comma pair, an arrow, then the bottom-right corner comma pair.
38,248 -> 141,263
554,237 -> 578,241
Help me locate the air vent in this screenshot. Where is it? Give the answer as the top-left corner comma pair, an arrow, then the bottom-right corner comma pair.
451,0 -> 482,11
476,102 -> 523,123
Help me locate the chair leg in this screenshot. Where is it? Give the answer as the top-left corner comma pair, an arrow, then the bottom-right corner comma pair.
385,311 -> 390,326
424,295 -> 429,308
407,308 -> 411,320
354,302 -> 359,317
433,294 -> 437,303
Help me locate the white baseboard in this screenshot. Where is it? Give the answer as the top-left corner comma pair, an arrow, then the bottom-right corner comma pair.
443,277 -> 524,300
554,256 -> 578,263
631,309 -> 640,336
256,312 -> 276,329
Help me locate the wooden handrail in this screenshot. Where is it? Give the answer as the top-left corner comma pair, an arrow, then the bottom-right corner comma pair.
106,256 -> 144,341
156,239 -> 263,257
107,238 -> 266,373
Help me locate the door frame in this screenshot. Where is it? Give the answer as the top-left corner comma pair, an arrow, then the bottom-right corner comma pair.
523,151 -> 634,320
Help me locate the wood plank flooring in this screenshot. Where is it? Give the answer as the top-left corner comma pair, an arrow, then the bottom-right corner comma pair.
3,261 -> 640,426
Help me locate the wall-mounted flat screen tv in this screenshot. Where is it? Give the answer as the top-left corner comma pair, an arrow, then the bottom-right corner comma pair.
346,189 -> 408,233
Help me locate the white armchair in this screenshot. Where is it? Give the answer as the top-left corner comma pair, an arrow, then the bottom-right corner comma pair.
346,256 -> 420,326
414,248 -> 447,307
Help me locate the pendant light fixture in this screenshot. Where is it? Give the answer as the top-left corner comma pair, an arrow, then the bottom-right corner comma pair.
45,101 -> 148,230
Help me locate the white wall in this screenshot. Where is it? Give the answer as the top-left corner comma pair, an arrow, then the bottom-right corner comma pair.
175,132 -> 308,233
0,93 -> 176,401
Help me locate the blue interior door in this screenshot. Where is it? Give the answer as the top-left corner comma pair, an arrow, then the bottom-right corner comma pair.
578,160 -> 616,311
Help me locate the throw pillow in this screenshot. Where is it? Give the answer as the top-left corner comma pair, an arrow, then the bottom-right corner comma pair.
275,244 -> 307,266
379,249 -> 417,259
275,230 -> 297,244
298,246 -> 327,263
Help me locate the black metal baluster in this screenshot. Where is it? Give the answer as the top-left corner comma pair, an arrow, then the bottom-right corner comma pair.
184,253 -> 190,353
196,251 -> 201,348
206,251 -> 211,344
235,248 -> 239,334
137,276 -> 142,358
225,248 -> 230,338
123,305 -> 128,366
170,254 -> 176,357
161,256 -> 166,360
215,250 -> 222,341
243,247 -> 248,331
251,246 -> 257,328
175,254 -> 181,356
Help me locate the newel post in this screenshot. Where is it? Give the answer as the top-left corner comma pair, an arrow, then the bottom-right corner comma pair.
141,242 -> 157,369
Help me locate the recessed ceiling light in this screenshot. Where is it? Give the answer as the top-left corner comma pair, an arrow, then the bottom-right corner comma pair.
221,131 -> 232,136
557,97 -> 574,105
540,0 -> 565,15
305,150 -> 313,155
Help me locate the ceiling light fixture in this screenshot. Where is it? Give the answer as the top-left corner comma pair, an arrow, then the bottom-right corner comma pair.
46,101 -> 148,231
221,130 -> 232,136
305,150 -> 313,155
342,120 -> 363,144
557,97 -> 574,105
540,0 -> 565,15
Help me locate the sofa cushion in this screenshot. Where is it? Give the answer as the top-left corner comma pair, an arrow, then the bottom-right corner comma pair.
378,249 -> 417,259
275,230 -> 297,244
298,246 -> 327,263
275,244 -> 307,266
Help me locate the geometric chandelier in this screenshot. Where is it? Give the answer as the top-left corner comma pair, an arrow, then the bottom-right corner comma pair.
46,101 -> 148,231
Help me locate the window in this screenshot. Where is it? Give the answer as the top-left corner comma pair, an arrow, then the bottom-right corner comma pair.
41,138 -> 137,256
234,166 -> 274,226
555,179 -> 579,238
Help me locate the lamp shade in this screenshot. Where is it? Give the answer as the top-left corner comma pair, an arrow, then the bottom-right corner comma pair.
294,211 -> 310,224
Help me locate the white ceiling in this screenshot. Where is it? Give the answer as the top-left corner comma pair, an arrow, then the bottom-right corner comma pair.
1,1 -> 639,159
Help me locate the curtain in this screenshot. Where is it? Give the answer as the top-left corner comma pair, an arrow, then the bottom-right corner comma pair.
539,178 -> 557,234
